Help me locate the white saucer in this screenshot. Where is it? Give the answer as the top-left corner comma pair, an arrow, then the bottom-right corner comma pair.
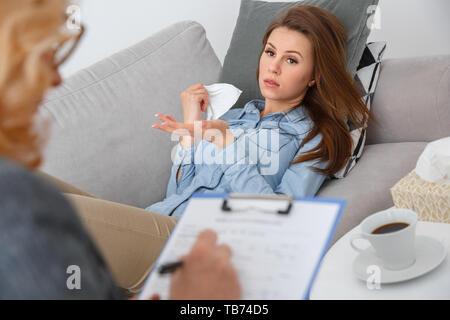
353,235 -> 447,284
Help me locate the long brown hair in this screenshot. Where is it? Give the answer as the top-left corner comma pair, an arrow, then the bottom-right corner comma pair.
257,5 -> 377,176
0,0 -> 68,169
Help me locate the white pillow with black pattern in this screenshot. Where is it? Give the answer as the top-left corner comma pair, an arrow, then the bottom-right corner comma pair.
332,41 -> 387,179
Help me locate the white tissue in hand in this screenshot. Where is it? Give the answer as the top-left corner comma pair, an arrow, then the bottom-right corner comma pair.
415,137 -> 450,185
204,83 -> 242,121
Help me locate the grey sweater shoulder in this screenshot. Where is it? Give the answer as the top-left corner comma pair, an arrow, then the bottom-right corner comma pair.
0,157 -> 123,299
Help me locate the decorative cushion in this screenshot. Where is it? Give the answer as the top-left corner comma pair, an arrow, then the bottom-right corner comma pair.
220,0 -> 380,109
332,41 -> 387,178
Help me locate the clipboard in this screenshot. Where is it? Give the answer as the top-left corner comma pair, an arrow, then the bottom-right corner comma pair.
221,193 -> 293,214
139,192 -> 345,300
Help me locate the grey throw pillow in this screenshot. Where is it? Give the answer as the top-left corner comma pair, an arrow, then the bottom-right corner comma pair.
220,0 -> 379,109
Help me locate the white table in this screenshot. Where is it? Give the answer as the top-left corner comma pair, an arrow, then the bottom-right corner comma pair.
310,221 -> 450,299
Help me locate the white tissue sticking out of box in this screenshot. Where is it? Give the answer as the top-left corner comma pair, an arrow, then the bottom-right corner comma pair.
205,83 -> 242,121
414,137 -> 450,185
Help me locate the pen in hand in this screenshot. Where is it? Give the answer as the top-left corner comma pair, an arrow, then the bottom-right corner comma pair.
158,261 -> 184,274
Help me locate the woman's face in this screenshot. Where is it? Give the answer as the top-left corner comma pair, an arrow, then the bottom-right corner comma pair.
258,27 -> 315,105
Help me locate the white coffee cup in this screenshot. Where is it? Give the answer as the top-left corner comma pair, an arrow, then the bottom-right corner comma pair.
349,208 -> 418,270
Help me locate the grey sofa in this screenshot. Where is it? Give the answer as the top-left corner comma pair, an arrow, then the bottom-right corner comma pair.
40,21 -> 450,246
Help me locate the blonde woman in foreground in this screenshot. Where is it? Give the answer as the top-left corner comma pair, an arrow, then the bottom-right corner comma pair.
0,0 -> 240,299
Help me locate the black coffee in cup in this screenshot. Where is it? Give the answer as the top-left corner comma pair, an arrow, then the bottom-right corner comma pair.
372,222 -> 409,234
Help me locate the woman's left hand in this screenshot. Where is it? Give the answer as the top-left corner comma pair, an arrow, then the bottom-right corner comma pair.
152,114 -> 235,150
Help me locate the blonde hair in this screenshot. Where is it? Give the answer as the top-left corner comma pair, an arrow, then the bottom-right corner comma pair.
0,0 -> 68,169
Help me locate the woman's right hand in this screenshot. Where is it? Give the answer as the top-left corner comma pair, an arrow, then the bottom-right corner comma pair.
153,115 -> 235,150
169,229 -> 241,300
180,83 -> 210,124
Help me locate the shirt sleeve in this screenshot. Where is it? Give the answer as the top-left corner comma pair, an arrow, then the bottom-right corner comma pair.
221,133 -> 327,198
165,143 -> 196,197
0,166 -> 123,299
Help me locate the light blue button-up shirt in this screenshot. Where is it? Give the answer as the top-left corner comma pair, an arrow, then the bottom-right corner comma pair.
146,99 -> 329,217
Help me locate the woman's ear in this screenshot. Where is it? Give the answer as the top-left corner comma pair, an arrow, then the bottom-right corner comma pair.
309,80 -> 315,87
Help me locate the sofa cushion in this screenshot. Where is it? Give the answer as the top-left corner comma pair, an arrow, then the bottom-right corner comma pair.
367,54 -> 450,145
39,21 -> 222,208
220,0 -> 379,109
317,141 -> 427,245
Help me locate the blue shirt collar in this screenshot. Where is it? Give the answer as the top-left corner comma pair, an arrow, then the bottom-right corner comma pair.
239,99 -> 308,123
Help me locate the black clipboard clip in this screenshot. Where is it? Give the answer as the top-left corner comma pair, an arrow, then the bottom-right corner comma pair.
221,193 -> 293,215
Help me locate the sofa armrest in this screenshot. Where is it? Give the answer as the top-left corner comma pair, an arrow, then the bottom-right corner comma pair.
367,54 -> 450,145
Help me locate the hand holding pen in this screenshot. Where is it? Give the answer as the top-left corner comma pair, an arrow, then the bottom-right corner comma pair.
153,229 -> 241,300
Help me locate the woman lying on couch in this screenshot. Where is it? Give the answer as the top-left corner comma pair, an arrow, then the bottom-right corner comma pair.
149,5 -> 373,217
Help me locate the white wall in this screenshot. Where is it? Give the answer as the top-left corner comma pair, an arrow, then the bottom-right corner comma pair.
367,0 -> 450,59
60,0 -> 450,78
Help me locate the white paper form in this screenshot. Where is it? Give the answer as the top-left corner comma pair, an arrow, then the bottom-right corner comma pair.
139,194 -> 345,300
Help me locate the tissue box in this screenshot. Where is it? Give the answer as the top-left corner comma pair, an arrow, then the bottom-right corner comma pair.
390,170 -> 450,223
